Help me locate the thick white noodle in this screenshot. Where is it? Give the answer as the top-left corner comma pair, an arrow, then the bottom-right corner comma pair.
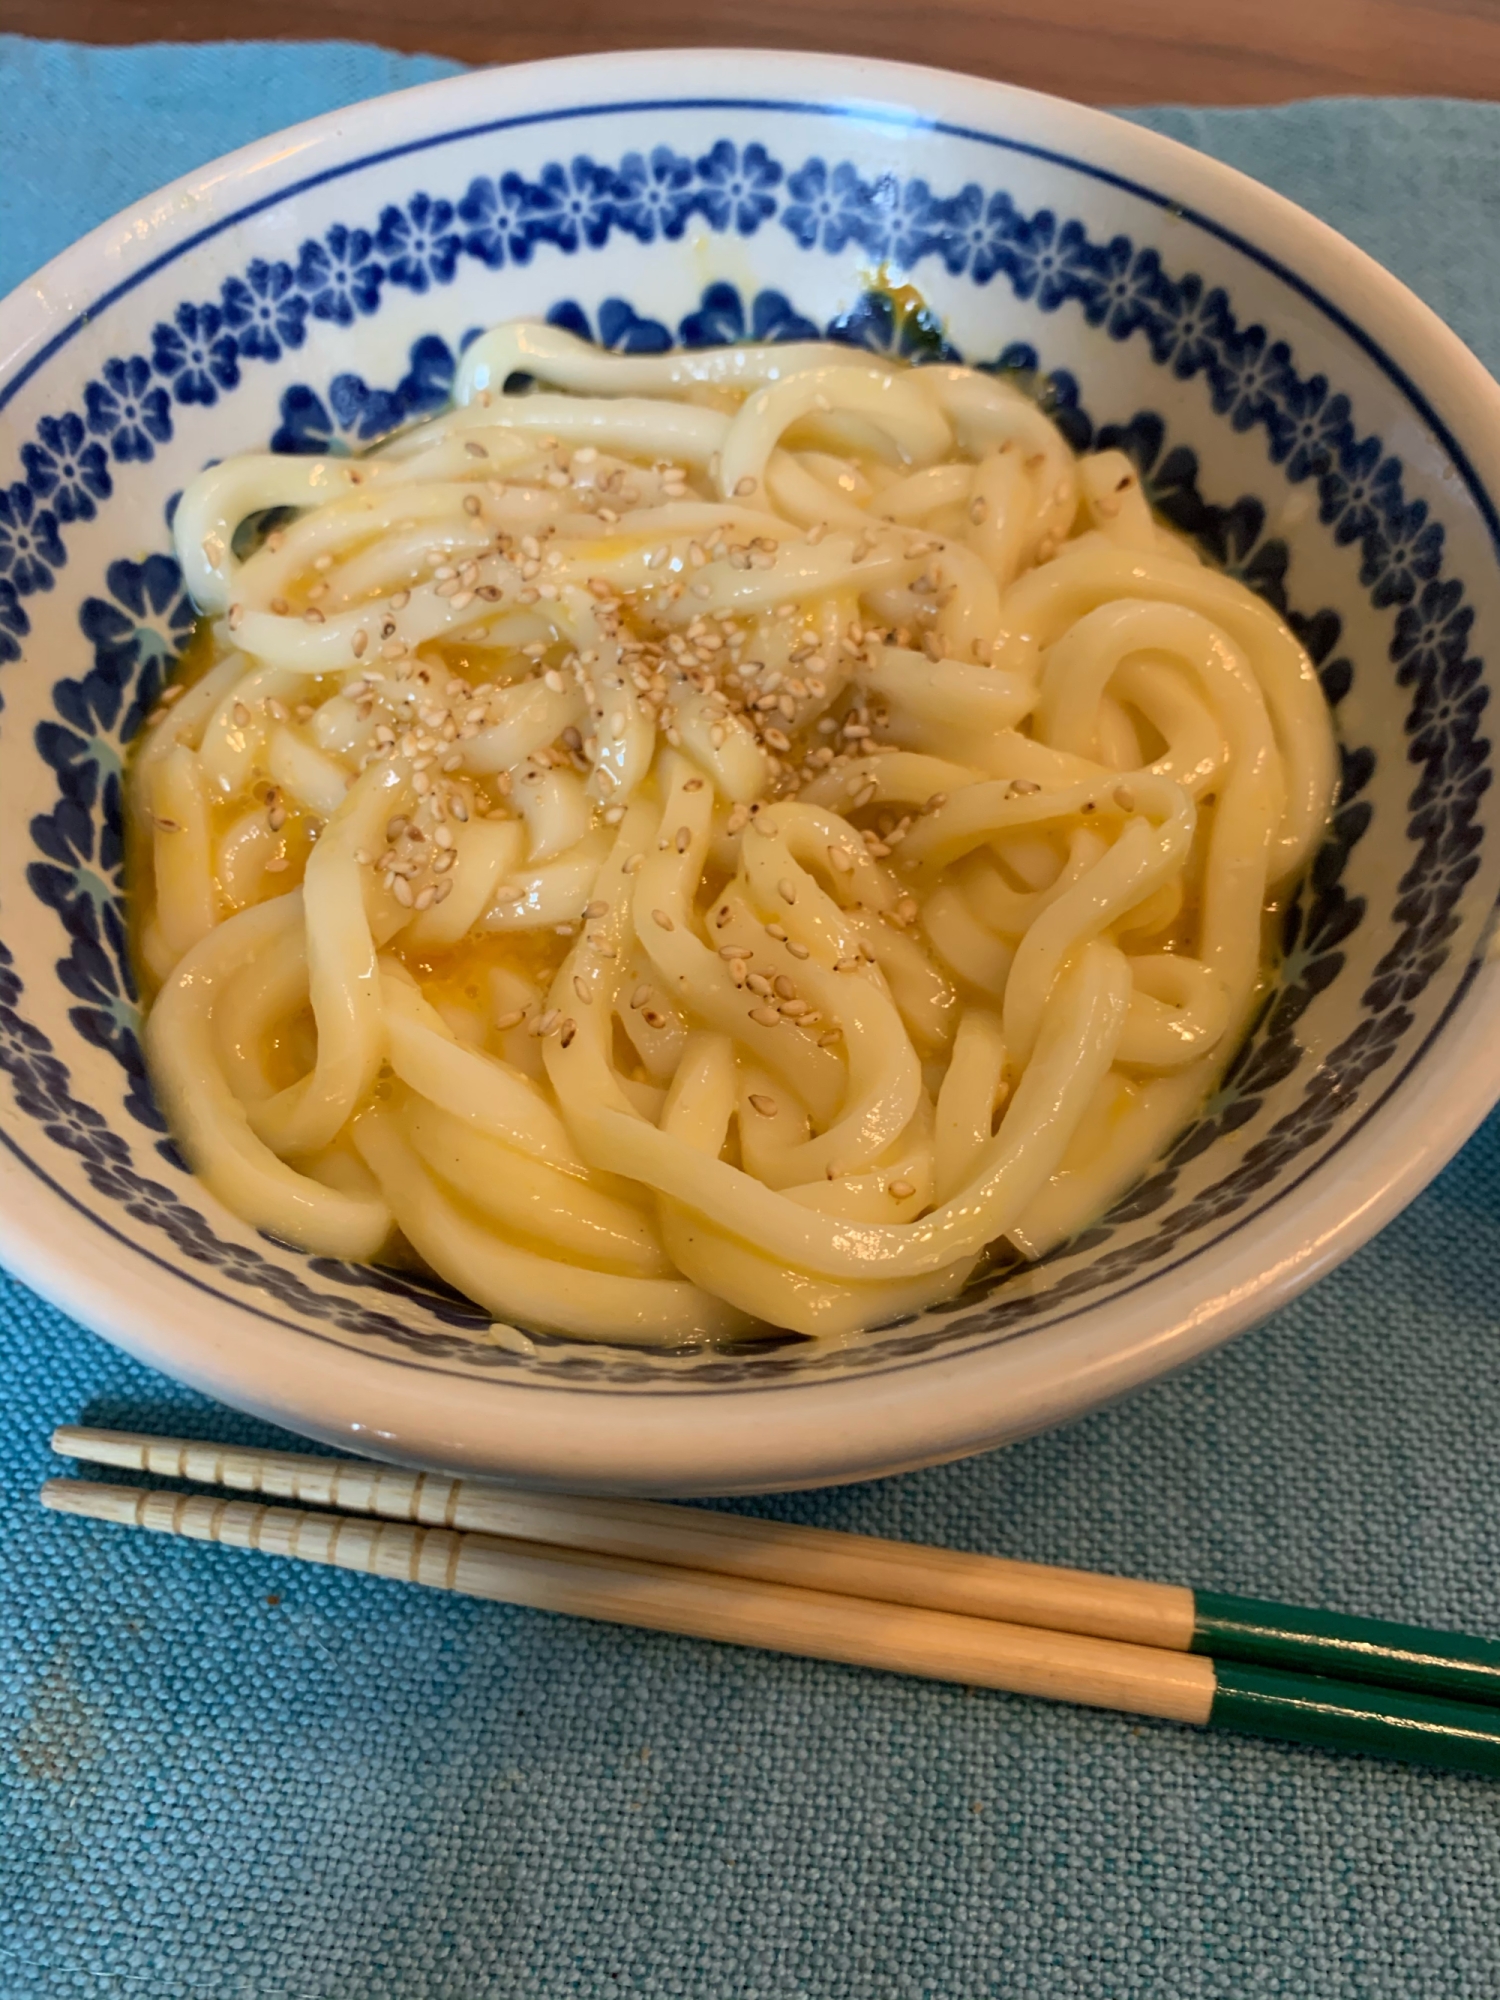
138,317 -> 1337,1345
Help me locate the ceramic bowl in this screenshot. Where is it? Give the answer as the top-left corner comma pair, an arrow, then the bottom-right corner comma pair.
4,51 -> 1500,1493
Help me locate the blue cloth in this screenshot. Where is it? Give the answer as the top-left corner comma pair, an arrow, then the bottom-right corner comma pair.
4,40 -> 1500,1995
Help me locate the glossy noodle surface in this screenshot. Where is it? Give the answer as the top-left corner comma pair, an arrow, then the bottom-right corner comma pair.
130,321 -> 1337,1344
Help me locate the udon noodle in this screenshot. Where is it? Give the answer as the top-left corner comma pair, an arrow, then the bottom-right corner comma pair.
131,320 -> 1337,1343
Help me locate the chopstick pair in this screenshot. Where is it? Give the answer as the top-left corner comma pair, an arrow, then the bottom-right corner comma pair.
42,1427 -> 1500,1777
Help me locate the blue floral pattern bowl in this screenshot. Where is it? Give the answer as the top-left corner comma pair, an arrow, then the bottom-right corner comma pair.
5,52 -> 1500,1492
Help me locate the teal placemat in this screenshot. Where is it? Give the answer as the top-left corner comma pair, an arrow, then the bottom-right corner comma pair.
3,38 -> 1500,1996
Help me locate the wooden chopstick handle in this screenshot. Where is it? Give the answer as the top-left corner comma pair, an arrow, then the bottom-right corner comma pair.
49,1428 -> 1196,1649
56,1432 -> 1500,1714
40,1479 -> 1217,1725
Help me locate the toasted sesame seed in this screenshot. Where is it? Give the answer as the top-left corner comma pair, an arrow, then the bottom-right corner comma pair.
495,1009 -> 525,1031
674,826 -> 692,854
887,1179 -> 915,1200
651,909 -> 674,931
1010,777 -> 1041,796
351,630 -> 369,657
766,923 -> 788,942
559,1018 -> 577,1047
583,900 -> 609,920
787,941 -> 810,959
777,878 -> 797,905
151,814 -> 181,833
748,1005 -> 781,1027
392,876 -> 413,906
734,476 -> 757,497
817,1028 -> 842,1047
1114,784 -> 1137,811
463,494 -> 482,516
748,1093 -> 778,1117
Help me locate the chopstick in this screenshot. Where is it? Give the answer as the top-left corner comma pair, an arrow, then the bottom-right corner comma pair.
39,1475 -> 1500,1776
53,1428 -> 1500,1706
39,1433 -> 1500,1778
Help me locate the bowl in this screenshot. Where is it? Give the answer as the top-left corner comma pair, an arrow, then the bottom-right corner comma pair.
4,50 -> 1500,1494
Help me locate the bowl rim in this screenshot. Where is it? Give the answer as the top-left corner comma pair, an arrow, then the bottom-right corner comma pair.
5,47 -> 1500,1492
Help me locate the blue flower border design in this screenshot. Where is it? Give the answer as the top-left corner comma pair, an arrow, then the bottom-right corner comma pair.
1,139 -> 1464,634
0,127 -> 1492,1386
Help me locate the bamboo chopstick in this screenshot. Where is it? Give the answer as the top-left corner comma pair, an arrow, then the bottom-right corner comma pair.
52,1427 -> 1500,1707
38,1474 -> 1500,1777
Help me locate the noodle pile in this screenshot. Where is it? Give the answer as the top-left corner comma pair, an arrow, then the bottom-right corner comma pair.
132,320 -> 1337,1343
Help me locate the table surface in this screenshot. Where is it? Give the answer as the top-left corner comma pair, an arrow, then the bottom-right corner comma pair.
11,0 -> 1500,104
4,35 -> 1500,1996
